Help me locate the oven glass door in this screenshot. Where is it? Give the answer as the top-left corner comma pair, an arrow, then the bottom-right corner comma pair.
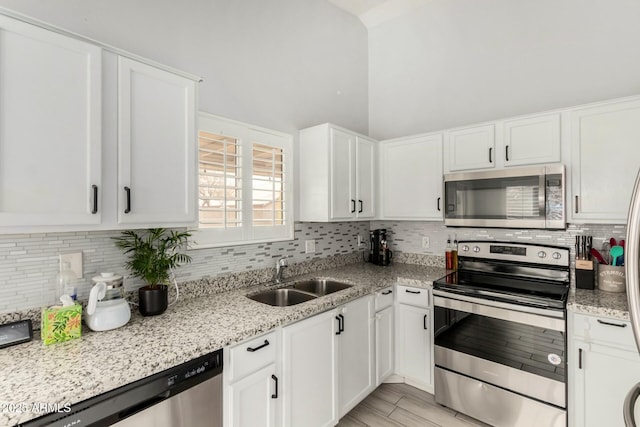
434,294 -> 566,408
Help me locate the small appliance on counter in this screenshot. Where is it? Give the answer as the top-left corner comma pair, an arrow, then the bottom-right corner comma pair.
85,273 -> 131,332
369,229 -> 392,266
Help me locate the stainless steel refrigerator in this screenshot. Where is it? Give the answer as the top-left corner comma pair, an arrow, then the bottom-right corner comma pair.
625,169 -> 640,426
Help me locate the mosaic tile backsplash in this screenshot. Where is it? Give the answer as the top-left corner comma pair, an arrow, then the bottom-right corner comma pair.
0,222 -> 369,313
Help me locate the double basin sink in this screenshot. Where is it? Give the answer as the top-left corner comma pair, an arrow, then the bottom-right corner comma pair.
248,279 -> 352,307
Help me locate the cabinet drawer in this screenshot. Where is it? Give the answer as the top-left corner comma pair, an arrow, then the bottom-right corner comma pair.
396,285 -> 430,308
375,287 -> 394,311
572,312 -> 635,350
228,331 -> 277,382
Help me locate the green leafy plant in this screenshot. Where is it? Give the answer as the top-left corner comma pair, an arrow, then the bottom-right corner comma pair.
113,228 -> 192,287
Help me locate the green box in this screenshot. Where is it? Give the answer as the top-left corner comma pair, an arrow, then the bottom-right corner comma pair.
41,303 -> 82,345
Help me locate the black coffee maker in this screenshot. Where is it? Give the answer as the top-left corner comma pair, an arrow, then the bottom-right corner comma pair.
369,229 -> 392,266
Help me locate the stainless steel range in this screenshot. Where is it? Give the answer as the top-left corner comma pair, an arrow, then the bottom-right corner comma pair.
433,241 -> 570,427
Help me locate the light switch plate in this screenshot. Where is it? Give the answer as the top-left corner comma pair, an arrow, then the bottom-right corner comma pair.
60,252 -> 83,279
305,239 -> 316,254
422,237 -> 430,249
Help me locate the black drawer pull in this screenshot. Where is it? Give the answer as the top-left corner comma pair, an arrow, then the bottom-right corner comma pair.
124,186 -> 131,214
339,314 -> 345,333
335,316 -> 342,335
271,374 -> 278,399
423,314 -> 428,330
351,199 -> 356,213
381,290 -> 392,295
437,197 -> 441,211
246,339 -> 270,352
405,289 -> 421,294
597,319 -> 627,328
505,145 -> 510,162
575,195 -> 579,214
489,147 -> 493,163
358,200 -> 363,213
91,185 -> 98,214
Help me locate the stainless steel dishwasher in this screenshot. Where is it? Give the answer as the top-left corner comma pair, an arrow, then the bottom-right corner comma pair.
23,349 -> 223,427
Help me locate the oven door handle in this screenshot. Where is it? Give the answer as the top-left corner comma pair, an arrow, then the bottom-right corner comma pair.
433,292 -> 565,331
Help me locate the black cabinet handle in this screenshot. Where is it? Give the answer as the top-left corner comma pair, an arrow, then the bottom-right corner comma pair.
271,374 -> 278,399
358,200 -> 363,213
405,289 -> 421,294
505,145 -> 510,162
423,314 -> 428,330
246,339 -> 270,352
335,316 -> 342,335
339,314 -> 345,333
91,185 -> 98,214
575,195 -> 579,214
437,197 -> 441,212
597,319 -> 627,328
124,186 -> 131,214
489,147 -> 493,163
351,199 -> 356,213
578,348 -> 583,369
381,290 -> 392,295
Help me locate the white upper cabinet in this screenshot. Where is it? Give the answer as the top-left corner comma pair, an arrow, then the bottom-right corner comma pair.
0,15 -> 102,228
445,124 -> 495,172
379,134 -> 443,220
117,57 -> 197,225
299,124 -> 376,222
503,113 -> 561,167
444,113 -> 561,173
571,97 -> 640,223
0,13 -> 199,232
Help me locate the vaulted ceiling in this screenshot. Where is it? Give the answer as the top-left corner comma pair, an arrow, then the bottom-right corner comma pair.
327,0 -> 429,28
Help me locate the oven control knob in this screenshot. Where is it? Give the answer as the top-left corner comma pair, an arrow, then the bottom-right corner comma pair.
473,246 -> 480,253
461,245 -> 470,252
552,252 -> 562,260
537,251 -> 547,258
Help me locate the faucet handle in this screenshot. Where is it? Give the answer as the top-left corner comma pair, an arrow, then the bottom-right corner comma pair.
278,257 -> 288,267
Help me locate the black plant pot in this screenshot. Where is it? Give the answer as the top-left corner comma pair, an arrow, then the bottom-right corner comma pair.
138,285 -> 168,316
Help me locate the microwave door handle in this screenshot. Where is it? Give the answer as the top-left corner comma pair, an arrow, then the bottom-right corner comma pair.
539,173 -> 546,223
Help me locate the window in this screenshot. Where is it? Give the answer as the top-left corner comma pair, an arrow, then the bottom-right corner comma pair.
192,113 -> 293,248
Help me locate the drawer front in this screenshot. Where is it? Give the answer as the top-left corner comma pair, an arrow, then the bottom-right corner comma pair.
229,331 -> 277,382
397,285 -> 430,308
375,286 -> 394,311
572,312 -> 635,349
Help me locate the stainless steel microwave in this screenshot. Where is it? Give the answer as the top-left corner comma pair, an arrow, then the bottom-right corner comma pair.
443,164 -> 565,229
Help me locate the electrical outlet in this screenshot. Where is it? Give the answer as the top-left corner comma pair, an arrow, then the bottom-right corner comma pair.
422,237 -> 430,249
305,239 -> 316,254
60,252 -> 83,278
357,235 -> 364,248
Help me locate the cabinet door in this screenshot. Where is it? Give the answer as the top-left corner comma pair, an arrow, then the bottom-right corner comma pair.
571,340 -> 640,427
228,364 -> 278,427
396,304 -> 431,387
446,124 -> 495,172
355,137 -> 375,219
571,98 -> 640,222
282,309 -> 338,427
338,296 -> 374,417
503,113 -> 561,167
117,57 -> 196,225
329,128 -> 356,220
0,15 -> 102,227
375,306 -> 394,386
380,135 -> 443,219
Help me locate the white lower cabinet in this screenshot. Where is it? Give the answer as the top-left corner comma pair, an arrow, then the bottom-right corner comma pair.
375,305 -> 394,386
224,332 -> 279,427
395,285 -> 432,391
282,309 -> 339,427
337,296 -> 375,417
569,312 -> 640,427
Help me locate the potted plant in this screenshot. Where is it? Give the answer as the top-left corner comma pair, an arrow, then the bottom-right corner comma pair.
113,228 -> 191,316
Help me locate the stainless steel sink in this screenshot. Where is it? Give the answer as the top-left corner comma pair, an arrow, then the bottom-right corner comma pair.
247,288 -> 317,307
288,279 -> 352,296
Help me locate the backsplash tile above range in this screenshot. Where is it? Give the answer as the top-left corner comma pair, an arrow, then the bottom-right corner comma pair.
0,222 -> 369,313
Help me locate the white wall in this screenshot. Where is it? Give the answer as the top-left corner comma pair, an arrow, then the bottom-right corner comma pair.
368,0 -> 640,140
0,0 -> 369,136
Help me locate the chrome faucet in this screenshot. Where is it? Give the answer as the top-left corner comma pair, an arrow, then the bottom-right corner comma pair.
275,257 -> 288,283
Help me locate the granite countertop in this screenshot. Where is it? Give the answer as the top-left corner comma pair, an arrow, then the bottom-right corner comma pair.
0,262 -> 445,426
567,288 -> 630,321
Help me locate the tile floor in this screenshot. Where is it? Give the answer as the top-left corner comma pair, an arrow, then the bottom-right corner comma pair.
337,382 -> 492,427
